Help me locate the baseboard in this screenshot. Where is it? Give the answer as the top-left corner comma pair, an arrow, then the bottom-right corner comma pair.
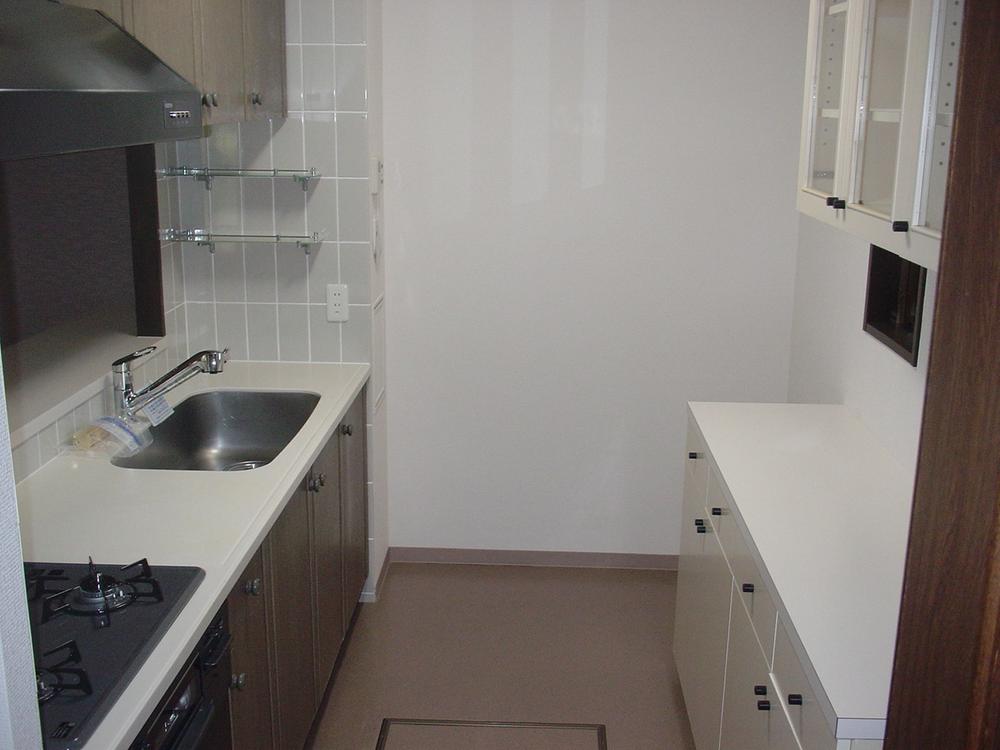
387,547 -> 678,571
360,548 -> 393,603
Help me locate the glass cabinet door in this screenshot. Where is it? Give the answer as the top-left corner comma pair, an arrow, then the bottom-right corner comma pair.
918,0 -> 964,231
854,0 -> 912,217
806,0 -> 851,196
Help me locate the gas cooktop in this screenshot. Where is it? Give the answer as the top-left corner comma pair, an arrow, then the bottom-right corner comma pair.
25,558 -> 204,749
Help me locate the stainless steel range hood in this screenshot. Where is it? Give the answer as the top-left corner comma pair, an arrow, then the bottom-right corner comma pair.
0,0 -> 203,161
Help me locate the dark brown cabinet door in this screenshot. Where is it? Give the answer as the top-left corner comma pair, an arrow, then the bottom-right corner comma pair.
197,0 -> 245,125
62,0 -> 126,25
264,483 -> 316,750
340,392 -> 369,628
130,0 -> 199,85
309,432 -> 344,703
242,0 -> 286,119
226,548 -> 274,750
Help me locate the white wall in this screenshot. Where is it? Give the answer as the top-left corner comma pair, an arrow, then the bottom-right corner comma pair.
0,362 -> 42,749
383,0 -> 809,555
788,216 -> 934,480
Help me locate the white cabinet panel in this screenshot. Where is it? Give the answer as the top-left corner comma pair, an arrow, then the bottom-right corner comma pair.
675,463 -> 733,750
772,617 -> 838,750
720,604 -> 771,750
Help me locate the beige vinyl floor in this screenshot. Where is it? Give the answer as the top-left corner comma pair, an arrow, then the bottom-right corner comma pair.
307,563 -> 696,750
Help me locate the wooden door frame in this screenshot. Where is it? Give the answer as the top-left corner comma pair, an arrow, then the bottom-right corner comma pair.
884,0 -> 1000,747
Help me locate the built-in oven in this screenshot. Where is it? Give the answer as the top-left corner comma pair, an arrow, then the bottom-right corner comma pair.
130,606 -> 232,750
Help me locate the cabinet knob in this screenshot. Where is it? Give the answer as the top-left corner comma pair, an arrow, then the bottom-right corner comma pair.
826,196 -> 838,207
711,507 -> 723,516
753,685 -> 768,696
201,93 -> 211,107
892,220 -> 909,232
243,577 -> 262,596
341,423 -> 354,436
788,694 -> 803,706
696,525 -> 708,534
833,198 -> 846,210
687,451 -> 701,460
757,700 -> 771,712
742,583 -> 755,594
250,91 -> 263,106
230,673 -> 248,690
308,473 -> 327,492
211,92 -> 219,107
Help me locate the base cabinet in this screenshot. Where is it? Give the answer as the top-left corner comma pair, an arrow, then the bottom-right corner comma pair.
264,481 -> 317,750
674,461 -> 732,750
675,416 -> 879,750
226,548 -> 274,750
227,390 -> 369,750
310,430 -> 345,703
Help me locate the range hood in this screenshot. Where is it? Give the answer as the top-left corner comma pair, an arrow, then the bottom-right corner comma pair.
0,0 -> 203,161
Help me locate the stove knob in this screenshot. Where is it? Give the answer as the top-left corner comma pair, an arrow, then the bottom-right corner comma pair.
230,673 -> 248,690
243,578 -> 262,596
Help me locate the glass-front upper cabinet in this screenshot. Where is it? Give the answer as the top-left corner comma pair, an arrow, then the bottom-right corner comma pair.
916,0 -> 964,232
853,0 -> 912,218
796,0 -> 963,271
804,0 -> 852,197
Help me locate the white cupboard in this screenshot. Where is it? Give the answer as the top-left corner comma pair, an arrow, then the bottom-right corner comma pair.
797,0 -> 965,270
674,403 -> 914,750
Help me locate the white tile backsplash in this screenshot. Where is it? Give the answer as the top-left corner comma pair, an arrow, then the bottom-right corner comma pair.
277,305 -> 310,361
336,113 -> 368,177
334,0 -> 366,44
302,45 -> 337,111
335,45 -> 367,111
301,0 -> 335,43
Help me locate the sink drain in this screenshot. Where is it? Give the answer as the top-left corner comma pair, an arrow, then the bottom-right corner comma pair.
223,460 -> 269,471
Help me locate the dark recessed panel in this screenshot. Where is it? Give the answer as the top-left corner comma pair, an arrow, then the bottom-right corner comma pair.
863,244 -> 927,366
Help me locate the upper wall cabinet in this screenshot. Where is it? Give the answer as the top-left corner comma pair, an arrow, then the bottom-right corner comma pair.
129,0 -> 286,126
797,0 -> 964,270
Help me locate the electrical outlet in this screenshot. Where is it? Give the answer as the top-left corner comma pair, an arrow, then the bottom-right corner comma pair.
327,284 -> 349,322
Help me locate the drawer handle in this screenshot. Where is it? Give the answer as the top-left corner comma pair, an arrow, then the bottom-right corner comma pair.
742,583 -> 755,594
687,451 -> 702,460
788,694 -> 803,706
833,198 -> 846,210
711,507 -> 724,516
891,220 -> 909,232
243,578 -> 262,596
757,700 -> 771,711
753,685 -> 767,696
696,526 -> 708,534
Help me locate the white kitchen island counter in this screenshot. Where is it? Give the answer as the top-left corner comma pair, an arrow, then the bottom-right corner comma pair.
687,402 -> 915,742
15,361 -> 369,750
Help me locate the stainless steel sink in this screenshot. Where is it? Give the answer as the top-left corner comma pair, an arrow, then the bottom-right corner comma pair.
112,390 -> 320,471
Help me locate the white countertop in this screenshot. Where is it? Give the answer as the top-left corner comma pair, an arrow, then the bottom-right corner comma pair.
688,402 -> 914,740
15,361 -> 369,750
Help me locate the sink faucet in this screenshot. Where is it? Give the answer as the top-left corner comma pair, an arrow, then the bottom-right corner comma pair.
112,346 -> 228,418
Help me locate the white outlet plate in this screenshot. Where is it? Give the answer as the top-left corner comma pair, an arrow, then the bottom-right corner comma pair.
327,284 -> 349,322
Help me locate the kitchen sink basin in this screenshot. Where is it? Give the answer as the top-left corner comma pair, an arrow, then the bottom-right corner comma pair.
112,390 -> 320,471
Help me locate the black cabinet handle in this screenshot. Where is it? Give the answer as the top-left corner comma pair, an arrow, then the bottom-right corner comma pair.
742,583 -> 755,594
757,700 -> 771,711
696,526 -> 708,534
833,198 -> 846,209
753,685 -> 767,696
711,507 -> 723,516
826,196 -> 838,207
341,423 -> 354,436
892,220 -> 909,232
788,694 -> 803,706
694,519 -> 704,526
687,451 -> 702,460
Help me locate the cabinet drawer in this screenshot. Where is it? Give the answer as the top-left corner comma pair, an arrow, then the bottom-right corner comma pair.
717,509 -> 778,666
771,617 -> 837,750
685,421 -> 709,502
